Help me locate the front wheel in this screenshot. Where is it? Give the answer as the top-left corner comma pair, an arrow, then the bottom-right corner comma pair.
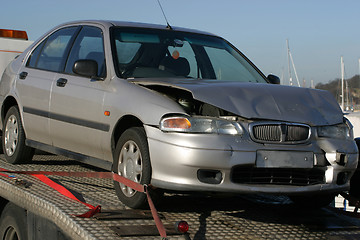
2,106 -> 34,164
113,127 -> 151,209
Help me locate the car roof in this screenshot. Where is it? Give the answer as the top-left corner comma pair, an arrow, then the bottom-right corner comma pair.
58,20 -> 218,37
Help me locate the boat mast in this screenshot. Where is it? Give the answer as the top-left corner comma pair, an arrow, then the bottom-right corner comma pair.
287,39 -> 292,86
346,81 -> 349,111
341,56 -> 345,110
286,39 -> 300,87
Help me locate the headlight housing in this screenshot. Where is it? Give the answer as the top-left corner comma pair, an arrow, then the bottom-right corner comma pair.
317,119 -> 353,140
160,116 -> 244,135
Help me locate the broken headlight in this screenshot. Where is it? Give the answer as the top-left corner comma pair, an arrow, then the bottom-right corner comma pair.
317,120 -> 353,140
160,116 -> 243,135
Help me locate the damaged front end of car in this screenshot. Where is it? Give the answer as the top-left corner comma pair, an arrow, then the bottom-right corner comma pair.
133,79 -> 358,203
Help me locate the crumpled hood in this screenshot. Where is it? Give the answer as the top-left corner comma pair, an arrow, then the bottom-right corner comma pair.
132,79 -> 343,126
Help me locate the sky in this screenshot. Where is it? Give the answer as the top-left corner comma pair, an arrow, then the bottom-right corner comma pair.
1,0 -> 360,86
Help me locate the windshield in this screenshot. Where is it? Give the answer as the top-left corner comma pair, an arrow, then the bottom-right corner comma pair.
111,27 -> 267,83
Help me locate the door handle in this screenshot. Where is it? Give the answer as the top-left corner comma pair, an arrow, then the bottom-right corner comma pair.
19,72 -> 28,80
56,78 -> 68,87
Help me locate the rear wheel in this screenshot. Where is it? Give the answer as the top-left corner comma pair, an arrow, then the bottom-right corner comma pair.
113,127 -> 151,208
3,106 -> 34,164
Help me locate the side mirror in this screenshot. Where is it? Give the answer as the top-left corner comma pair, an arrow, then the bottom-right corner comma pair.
267,74 -> 280,85
73,60 -> 99,79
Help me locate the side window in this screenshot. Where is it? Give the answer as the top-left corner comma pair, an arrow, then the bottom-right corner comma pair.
204,46 -> 257,81
115,41 -> 141,64
27,40 -> 46,68
29,27 -> 78,72
65,26 -> 105,77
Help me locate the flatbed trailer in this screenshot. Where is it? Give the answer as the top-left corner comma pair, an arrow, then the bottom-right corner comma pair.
0,153 -> 360,239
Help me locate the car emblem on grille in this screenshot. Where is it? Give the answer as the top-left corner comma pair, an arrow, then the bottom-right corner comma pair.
280,123 -> 287,142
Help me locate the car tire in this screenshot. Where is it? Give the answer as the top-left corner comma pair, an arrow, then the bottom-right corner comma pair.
350,138 -> 360,198
289,194 -> 335,208
0,131 -> 3,154
0,203 -> 27,240
113,127 -> 151,209
3,106 -> 34,164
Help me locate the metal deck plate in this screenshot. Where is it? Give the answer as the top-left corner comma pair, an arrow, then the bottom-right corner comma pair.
0,154 -> 360,239
94,209 -> 164,220
110,224 -> 181,237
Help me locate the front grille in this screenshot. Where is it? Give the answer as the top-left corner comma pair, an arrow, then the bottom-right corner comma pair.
231,166 -> 325,186
250,122 -> 310,143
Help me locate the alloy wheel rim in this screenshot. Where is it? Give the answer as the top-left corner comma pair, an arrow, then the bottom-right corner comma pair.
118,140 -> 143,197
4,115 -> 18,157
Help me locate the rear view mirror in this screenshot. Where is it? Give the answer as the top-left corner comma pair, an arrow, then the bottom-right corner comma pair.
73,60 -> 100,79
173,39 -> 184,47
267,74 -> 280,84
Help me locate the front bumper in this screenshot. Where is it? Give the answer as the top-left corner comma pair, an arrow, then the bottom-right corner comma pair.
145,126 -> 358,195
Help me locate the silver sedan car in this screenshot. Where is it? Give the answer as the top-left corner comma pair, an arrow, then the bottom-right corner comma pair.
0,20 -> 358,208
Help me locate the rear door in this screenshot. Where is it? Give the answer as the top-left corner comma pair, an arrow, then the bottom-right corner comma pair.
17,27 -> 78,144
49,26 -> 108,159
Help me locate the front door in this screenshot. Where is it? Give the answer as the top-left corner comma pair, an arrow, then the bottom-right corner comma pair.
49,26 -> 108,160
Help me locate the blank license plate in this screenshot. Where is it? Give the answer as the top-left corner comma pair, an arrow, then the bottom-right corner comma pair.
256,150 -> 314,168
